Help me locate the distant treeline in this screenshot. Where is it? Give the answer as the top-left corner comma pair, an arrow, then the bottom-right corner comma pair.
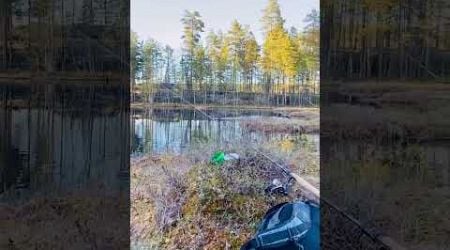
0,0 -> 129,75
322,0 -> 450,80
131,0 -> 320,104
134,88 -> 319,107
0,81 -> 128,112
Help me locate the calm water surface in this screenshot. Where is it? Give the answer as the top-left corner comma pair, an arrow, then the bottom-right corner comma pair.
131,108 -> 320,156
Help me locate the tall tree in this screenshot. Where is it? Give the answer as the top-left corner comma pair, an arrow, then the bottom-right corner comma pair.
262,25 -> 297,96
130,30 -> 142,101
181,10 -> 204,98
260,0 -> 285,95
301,9 -> 320,91
260,0 -> 285,35
193,45 -> 207,90
163,45 -> 174,84
304,9 -> 319,32
142,39 -> 162,101
243,31 -> 259,91
206,30 -> 229,89
226,20 -> 246,89
206,30 -> 221,85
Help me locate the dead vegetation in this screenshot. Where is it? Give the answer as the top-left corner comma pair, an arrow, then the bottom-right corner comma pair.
321,81 -> 450,249
273,107 -> 319,119
321,81 -> 450,141
131,137 -> 319,249
321,102 -> 450,141
240,116 -> 319,134
0,192 -> 129,249
130,108 -> 320,249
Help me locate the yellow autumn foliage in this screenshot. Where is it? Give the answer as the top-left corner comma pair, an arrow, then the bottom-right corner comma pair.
262,25 -> 298,79
279,138 -> 295,152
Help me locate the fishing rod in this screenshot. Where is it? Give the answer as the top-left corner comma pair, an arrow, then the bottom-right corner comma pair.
252,147 -> 405,250
251,146 -> 320,204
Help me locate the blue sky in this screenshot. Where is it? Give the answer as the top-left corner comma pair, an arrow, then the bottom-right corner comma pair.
131,0 -> 319,50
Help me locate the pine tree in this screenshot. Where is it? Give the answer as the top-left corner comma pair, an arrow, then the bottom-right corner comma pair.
181,10 -> 204,98
243,32 -> 259,91
142,39 -> 162,101
261,0 -> 285,35
227,20 -> 246,88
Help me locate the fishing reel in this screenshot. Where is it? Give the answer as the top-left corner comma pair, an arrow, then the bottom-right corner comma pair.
264,176 -> 295,196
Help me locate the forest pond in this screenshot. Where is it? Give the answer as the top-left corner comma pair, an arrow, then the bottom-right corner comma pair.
131,108 -> 320,156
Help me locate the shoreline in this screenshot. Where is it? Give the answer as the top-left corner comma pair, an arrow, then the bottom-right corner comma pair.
131,102 -> 319,111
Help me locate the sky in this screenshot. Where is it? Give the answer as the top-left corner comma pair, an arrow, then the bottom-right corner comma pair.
131,0 -> 319,50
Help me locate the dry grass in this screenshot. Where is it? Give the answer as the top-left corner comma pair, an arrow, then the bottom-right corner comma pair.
323,153 -> 450,249
0,192 -> 129,249
326,80 -> 450,96
321,80 -> 450,249
272,107 -> 319,119
131,136 -> 319,249
240,116 -> 319,135
241,108 -> 320,134
130,109 -> 319,249
321,103 -> 450,141
131,155 -> 191,248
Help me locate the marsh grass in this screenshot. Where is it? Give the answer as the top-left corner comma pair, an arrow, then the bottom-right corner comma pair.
322,81 -> 450,249
239,108 -> 319,135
